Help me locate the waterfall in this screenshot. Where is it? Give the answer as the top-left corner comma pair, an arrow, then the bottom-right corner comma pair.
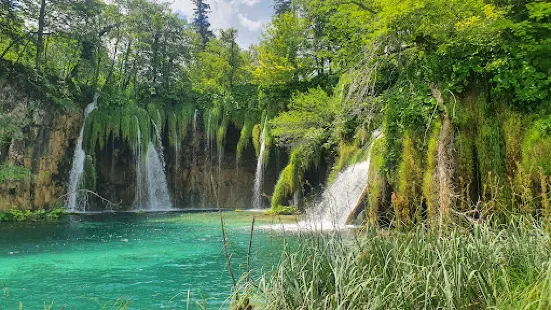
151,120 -> 165,168
252,118 -> 267,209
310,129 -> 383,227
65,93 -> 99,212
145,141 -> 172,211
263,130 -> 383,231
134,116 -> 145,209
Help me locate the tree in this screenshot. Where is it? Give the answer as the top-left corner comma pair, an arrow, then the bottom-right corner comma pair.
274,0 -> 292,16
192,0 -> 213,47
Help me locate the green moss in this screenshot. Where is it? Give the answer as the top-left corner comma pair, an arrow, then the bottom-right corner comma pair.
271,164 -> 295,209
367,137 -> 386,226
422,121 -> 441,225
394,132 -> 424,227
327,142 -> 359,184
521,120 -> 551,176
501,110 -> 524,177
216,117 -> 229,149
455,129 -> 474,210
265,205 -> 300,215
176,104 -> 195,141
0,163 -> 30,183
252,123 -> 261,156
236,117 -> 254,160
167,112 -> 178,147
83,155 -> 96,191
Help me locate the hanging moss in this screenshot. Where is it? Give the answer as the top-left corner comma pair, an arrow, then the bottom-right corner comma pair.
147,104 -> 165,130
83,155 -> 96,191
367,137 -> 386,226
167,112 -> 178,147
271,164 -> 295,209
393,132 -> 424,227
217,116 -> 229,149
422,121 -> 441,225
236,116 -> 254,160
252,123 -> 261,156
455,129 -> 474,211
176,104 -> 195,142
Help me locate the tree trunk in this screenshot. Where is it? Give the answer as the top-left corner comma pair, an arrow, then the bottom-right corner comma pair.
431,85 -> 454,232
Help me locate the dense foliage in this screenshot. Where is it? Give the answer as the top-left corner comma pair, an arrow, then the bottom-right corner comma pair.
1,0 -> 551,226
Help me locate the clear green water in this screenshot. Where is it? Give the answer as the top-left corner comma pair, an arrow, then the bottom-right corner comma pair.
0,211 -> 295,309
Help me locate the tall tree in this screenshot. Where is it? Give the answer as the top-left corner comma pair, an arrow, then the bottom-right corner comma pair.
192,0 -> 213,47
274,0 -> 292,15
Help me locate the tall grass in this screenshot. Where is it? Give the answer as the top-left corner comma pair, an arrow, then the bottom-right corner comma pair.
252,218 -> 551,310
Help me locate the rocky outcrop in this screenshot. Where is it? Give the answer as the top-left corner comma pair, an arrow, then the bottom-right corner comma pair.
0,79 -> 82,211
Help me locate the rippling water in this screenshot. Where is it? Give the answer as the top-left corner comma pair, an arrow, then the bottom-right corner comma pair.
0,211 -> 294,309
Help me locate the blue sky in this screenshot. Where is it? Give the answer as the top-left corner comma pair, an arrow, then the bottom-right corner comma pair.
171,0 -> 274,48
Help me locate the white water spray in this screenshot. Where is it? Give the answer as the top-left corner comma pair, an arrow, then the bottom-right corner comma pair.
265,130 -> 383,231
151,119 -> 165,168
134,116 -> 145,209
145,141 -> 172,211
252,117 -> 268,209
66,93 -> 99,212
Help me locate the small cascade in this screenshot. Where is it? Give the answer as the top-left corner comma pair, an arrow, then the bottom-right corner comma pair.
252,117 -> 267,209
145,141 -> 172,211
151,120 -> 165,168
263,130 -> 383,231
66,93 -> 99,212
134,116 -> 145,209
310,129 -> 383,228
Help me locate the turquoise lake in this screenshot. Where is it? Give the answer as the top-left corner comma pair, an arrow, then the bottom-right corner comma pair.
0,211 -> 296,309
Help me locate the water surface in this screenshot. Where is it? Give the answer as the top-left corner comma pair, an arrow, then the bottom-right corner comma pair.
0,211 -> 295,309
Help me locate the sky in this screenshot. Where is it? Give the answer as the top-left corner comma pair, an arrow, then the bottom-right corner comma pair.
171,0 -> 274,48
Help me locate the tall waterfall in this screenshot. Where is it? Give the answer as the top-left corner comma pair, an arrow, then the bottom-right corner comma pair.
151,119 -> 165,168
145,141 -> 172,211
133,117 -> 172,211
311,129 -> 383,227
65,93 -> 99,212
252,118 -> 267,209
134,116 -> 145,208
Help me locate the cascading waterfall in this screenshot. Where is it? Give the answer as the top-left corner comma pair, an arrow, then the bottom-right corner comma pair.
310,129 -> 383,228
134,116 -> 145,209
151,120 -> 166,168
65,93 -> 99,212
252,117 -> 267,209
145,141 -> 172,211
264,130 -> 383,231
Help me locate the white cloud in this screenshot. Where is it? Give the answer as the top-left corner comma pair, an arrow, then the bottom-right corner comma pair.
237,13 -> 265,32
170,0 -> 272,47
238,0 -> 262,6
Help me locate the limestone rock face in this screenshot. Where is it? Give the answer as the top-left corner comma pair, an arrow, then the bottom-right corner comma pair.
0,80 -> 81,211
0,77 -> 281,211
